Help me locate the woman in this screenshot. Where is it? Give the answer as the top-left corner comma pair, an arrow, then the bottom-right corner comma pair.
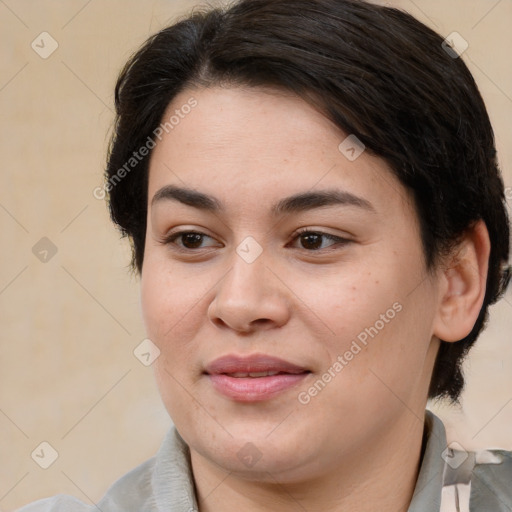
19,0 -> 511,510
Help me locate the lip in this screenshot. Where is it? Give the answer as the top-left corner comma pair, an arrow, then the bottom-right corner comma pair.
204,353 -> 310,402
205,354 -> 308,375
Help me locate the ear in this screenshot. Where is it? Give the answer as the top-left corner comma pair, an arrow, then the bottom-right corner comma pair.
432,220 -> 490,342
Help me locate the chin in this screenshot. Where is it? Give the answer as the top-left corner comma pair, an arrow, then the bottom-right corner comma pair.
190,429 -> 319,480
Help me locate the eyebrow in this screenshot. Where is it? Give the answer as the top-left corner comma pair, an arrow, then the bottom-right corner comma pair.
151,185 -> 376,216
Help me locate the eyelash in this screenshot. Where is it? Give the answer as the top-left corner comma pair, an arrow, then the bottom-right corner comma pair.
160,227 -> 351,253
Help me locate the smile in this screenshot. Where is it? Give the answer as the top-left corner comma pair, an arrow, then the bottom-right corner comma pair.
204,353 -> 310,402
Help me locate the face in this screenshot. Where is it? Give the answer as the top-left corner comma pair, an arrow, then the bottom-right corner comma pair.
141,85 -> 442,483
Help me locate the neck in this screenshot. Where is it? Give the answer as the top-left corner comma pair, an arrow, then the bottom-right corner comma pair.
190,411 -> 426,512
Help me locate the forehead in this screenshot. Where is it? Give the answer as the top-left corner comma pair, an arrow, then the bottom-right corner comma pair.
147,85 -> 413,219
155,85 -> 339,160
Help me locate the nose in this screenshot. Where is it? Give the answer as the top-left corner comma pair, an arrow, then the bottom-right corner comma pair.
207,248 -> 291,333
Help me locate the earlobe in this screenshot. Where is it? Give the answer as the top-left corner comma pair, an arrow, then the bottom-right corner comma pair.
433,220 -> 490,342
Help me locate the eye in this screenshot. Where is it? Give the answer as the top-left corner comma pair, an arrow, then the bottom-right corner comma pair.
160,228 -> 351,253
289,228 -> 351,251
161,230 -> 220,250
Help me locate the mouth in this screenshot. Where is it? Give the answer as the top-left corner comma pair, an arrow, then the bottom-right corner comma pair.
204,354 -> 311,402
223,370 -> 300,377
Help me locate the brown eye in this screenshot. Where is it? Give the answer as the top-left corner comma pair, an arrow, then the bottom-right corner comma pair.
179,233 -> 205,249
163,231 -> 218,250
299,232 -> 323,250
291,230 -> 351,251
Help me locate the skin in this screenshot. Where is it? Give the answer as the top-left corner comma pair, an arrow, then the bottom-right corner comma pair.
140,85 -> 490,512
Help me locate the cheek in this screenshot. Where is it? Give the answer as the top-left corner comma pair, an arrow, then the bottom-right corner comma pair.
140,254 -> 199,341
141,263 -> 201,412
140,267 -> 170,341
304,268 -> 400,344
308,260 -> 432,372
140,254 -> 210,384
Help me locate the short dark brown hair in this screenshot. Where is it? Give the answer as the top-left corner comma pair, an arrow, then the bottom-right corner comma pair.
105,0 -> 511,401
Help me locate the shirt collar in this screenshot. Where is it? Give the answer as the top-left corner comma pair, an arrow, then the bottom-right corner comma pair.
408,410 -> 447,511
152,426 -> 199,511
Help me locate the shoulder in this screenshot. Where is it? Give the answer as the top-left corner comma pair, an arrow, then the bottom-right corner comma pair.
14,426 -> 194,512
15,495 -> 93,512
15,457 -> 157,512
470,449 -> 512,509
444,446 -> 512,511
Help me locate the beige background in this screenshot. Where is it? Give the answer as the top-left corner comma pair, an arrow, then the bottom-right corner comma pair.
0,0 -> 511,509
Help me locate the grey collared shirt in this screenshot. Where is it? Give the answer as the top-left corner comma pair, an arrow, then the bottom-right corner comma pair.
16,411 -> 512,511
